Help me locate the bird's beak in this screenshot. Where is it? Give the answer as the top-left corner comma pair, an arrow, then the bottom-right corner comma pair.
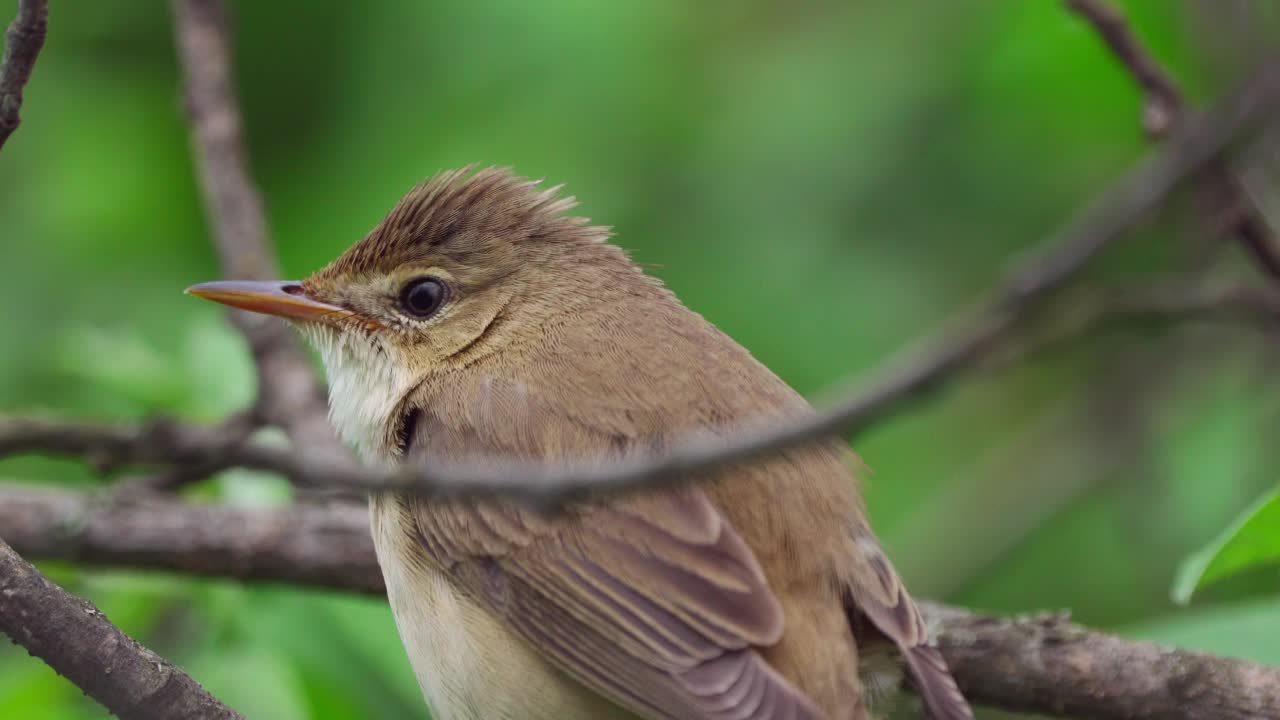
185,280 -> 352,323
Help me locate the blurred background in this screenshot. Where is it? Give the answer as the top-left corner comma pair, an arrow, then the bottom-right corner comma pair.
2,1 -> 1279,718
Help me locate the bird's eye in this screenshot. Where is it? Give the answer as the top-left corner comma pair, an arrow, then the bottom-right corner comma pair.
399,277 -> 448,319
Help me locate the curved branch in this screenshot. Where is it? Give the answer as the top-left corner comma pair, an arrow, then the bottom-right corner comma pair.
0,0 -> 48,150
3,485 -> 1277,720
0,533 -> 242,719
4,283 -> 1280,503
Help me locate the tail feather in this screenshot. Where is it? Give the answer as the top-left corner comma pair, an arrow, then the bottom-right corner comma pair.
903,645 -> 973,720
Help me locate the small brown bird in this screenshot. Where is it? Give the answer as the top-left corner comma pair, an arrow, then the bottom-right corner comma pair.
187,167 -> 972,720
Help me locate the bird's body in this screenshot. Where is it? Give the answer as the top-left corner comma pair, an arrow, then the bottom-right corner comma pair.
188,167 -> 972,720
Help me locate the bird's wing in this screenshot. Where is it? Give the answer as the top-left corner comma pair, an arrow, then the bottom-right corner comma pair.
400,375 -> 825,720
843,531 -> 973,720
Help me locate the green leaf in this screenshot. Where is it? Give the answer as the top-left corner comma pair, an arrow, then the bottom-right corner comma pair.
1173,487 -> 1280,604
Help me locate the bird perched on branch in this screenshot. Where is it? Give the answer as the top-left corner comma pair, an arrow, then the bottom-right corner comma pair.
187,167 -> 972,720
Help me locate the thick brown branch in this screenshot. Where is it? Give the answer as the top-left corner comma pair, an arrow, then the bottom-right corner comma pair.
1065,0 -> 1280,283
0,485 -> 382,594
926,603 -> 1280,720
3,485 -> 1276,720
0,533 -> 242,719
0,0 -> 47,150
170,0 -> 336,450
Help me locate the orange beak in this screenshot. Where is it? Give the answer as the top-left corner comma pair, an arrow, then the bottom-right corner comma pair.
185,280 -> 352,323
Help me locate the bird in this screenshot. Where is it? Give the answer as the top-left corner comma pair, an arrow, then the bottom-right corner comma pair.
186,166 -> 973,720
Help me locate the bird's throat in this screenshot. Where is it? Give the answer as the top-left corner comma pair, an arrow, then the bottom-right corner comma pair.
305,326 -> 417,463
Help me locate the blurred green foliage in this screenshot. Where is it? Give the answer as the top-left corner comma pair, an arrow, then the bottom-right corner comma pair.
1175,486 -> 1280,604
1,1 -> 1278,718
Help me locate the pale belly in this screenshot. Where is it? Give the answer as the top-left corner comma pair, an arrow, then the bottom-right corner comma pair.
369,497 -> 636,720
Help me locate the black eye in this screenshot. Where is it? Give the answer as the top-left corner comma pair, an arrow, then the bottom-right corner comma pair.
399,277 -> 448,319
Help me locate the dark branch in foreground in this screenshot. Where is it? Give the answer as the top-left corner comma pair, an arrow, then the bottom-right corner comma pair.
3,485 -> 1276,720
1066,0 -> 1280,283
4,279 -> 1280,502
0,0 -> 47,150
0,533 -> 243,720
170,0 -> 337,451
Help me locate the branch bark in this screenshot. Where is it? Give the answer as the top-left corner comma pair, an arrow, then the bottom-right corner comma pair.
0,532 -> 243,719
0,485 -> 383,594
170,0 -> 337,451
0,0 -> 47,150
2,485 -> 1276,720
928,603 -> 1280,720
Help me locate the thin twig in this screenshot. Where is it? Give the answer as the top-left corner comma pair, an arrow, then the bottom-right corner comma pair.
1066,0 -> 1280,284
2,484 -> 1275,720
0,533 -> 243,720
0,0 -> 48,150
1064,0 -> 1183,138
170,0 -> 337,451
981,282 -> 1280,369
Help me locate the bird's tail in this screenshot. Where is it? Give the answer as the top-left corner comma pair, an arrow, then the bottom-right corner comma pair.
903,645 -> 973,720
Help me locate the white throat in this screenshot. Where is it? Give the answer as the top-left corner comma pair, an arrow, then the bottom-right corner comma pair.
303,327 -> 416,463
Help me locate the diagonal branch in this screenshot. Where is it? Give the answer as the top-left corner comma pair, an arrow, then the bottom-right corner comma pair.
0,0 -> 47,150
2,484 -> 1276,720
170,0 -> 337,452
0,532 -> 243,719
5,278 -> 1280,503
1065,0 -> 1280,283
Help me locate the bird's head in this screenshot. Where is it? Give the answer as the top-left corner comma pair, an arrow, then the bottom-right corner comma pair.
187,166 -> 618,457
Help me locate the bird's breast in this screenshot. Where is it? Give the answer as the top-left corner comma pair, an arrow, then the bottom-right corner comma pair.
369,494 -> 633,720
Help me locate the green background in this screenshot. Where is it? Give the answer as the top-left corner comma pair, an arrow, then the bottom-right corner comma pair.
2,1 -> 1278,718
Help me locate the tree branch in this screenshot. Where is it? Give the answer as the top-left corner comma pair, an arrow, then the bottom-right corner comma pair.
0,0 -> 47,150
3,484 -> 1276,720
928,603 -> 1280,720
0,532 -> 243,719
0,485 -> 383,594
1065,0 -> 1280,283
170,0 -> 337,451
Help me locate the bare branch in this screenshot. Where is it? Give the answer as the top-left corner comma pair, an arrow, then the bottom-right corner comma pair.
1065,0 -> 1280,283
0,533 -> 243,719
1063,0 -> 1183,138
927,603 -> 1280,720
170,0 -> 337,451
0,0 -> 47,150
0,485 -> 382,594
3,485 -> 1275,720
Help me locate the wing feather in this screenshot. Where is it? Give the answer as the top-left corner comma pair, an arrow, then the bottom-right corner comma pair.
402,375 -> 823,720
